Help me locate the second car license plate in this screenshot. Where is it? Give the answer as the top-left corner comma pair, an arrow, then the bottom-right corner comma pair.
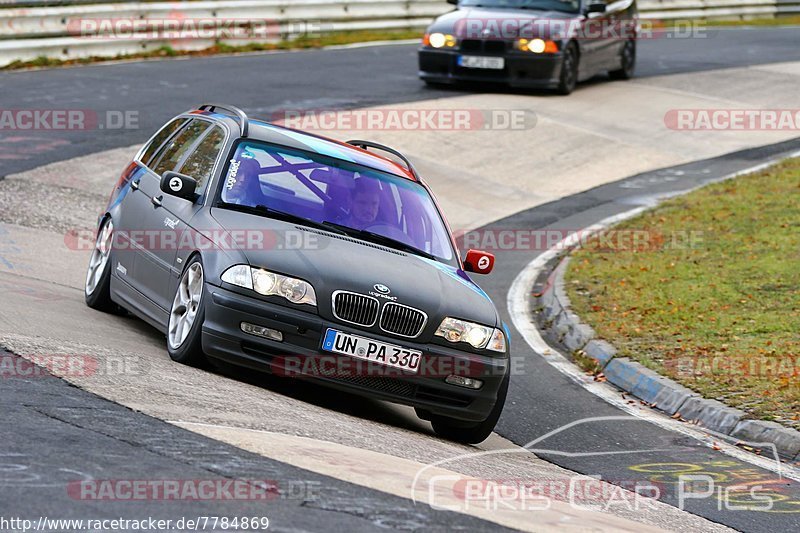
322,328 -> 421,372
458,55 -> 505,70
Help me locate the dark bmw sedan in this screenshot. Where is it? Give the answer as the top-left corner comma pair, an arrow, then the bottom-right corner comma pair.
419,0 -> 638,94
84,104 -> 509,444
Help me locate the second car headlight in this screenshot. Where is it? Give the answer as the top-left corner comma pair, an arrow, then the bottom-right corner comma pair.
425,32 -> 456,49
435,317 -> 506,352
222,265 -> 317,306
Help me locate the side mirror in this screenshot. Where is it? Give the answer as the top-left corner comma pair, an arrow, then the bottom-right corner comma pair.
464,249 -> 495,275
161,171 -> 199,201
586,1 -> 606,14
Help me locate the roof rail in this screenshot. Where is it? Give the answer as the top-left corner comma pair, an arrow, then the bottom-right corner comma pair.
198,103 -> 249,137
346,140 -> 419,180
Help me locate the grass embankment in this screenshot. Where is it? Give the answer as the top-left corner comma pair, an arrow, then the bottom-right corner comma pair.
566,158 -> 800,429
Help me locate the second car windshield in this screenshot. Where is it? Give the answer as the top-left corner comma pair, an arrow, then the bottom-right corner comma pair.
217,140 -> 456,263
460,0 -> 580,13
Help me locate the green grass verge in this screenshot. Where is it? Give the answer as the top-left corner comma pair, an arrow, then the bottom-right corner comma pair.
701,15 -> 800,27
566,157 -> 800,430
2,29 -> 423,71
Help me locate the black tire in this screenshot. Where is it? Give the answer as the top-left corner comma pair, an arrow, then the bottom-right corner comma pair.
430,373 -> 509,444
84,216 -> 118,313
555,42 -> 578,95
166,256 -> 207,367
609,39 -> 636,80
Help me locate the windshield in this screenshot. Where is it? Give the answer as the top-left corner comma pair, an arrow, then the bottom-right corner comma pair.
459,0 -> 581,13
217,140 -> 456,263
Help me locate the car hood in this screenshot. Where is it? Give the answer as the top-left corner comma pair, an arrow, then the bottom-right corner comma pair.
428,7 -> 578,39
209,208 -> 500,334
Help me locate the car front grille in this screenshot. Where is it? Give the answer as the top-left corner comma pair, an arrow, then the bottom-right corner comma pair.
380,303 -> 427,338
460,39 -> 508,54
332,291 -> 379,327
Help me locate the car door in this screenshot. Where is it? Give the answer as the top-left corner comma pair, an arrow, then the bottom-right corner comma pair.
115,117 -> 187,292
602,0 -> 632,69
159,123 -> 227,304
578,0 -> 616,76
132,118 -> 213,310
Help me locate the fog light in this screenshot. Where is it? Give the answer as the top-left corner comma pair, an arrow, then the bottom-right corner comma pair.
241,322 -> 283,342
445,374 -> 483,390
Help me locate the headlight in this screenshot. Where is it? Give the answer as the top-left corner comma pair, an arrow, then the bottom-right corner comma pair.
515,38 -> 558,53
222,265 -> 317,306
220,264 -> 252,290
435,317 -> 505,352
487,328 -> 507,353
426,32 -> 456,49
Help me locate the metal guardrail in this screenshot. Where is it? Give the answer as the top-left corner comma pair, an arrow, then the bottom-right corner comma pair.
0,0 -> 797,67
639,0 -> 798,19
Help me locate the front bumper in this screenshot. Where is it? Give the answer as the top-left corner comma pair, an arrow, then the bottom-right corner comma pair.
419,48 -> 562,88
202,284 -> 509,422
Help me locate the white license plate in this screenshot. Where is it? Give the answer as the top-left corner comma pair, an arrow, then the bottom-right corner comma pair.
322,328 -> 421,373
458,55 -> 505,70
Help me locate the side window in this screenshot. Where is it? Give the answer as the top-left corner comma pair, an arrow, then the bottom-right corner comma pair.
140,118 -> 187,167
151,119 -> 210,177
178,126 -> 226,193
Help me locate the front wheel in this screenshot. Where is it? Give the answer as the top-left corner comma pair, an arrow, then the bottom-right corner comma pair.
167,257 -> 207,366
609,39 -> 636,80
430,373 -> 509,444
555,42 -> 578,95
85,217 -> 117,312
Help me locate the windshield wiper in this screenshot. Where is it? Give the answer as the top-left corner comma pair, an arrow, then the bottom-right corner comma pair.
216,202 -> 348,235
321,221 -> 438,261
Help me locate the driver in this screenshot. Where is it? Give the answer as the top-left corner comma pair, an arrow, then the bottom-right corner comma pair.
345,177 -> 381,229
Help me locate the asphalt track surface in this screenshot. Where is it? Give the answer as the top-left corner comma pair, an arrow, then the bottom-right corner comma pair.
1,26 -> 800,176
2,26 -> 800,532
3,349 -> 515,532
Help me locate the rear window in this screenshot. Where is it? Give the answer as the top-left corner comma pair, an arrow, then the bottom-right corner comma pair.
151,119 -> 211,177
178,125 -> 226,193
140,118 -> 187,167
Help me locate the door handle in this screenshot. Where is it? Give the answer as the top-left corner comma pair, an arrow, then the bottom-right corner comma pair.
131,179 -> 140,191
151,195 -> 163,207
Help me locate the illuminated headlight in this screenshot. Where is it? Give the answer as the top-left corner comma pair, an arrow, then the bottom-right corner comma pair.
427,32 -> 456,49
530,38 -> 546,53
515,38 -> 557,53
222,265 -> 317,306
435,317 -> 505,352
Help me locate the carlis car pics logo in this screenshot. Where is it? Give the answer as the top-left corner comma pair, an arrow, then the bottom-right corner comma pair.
369,283 -> 397,301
